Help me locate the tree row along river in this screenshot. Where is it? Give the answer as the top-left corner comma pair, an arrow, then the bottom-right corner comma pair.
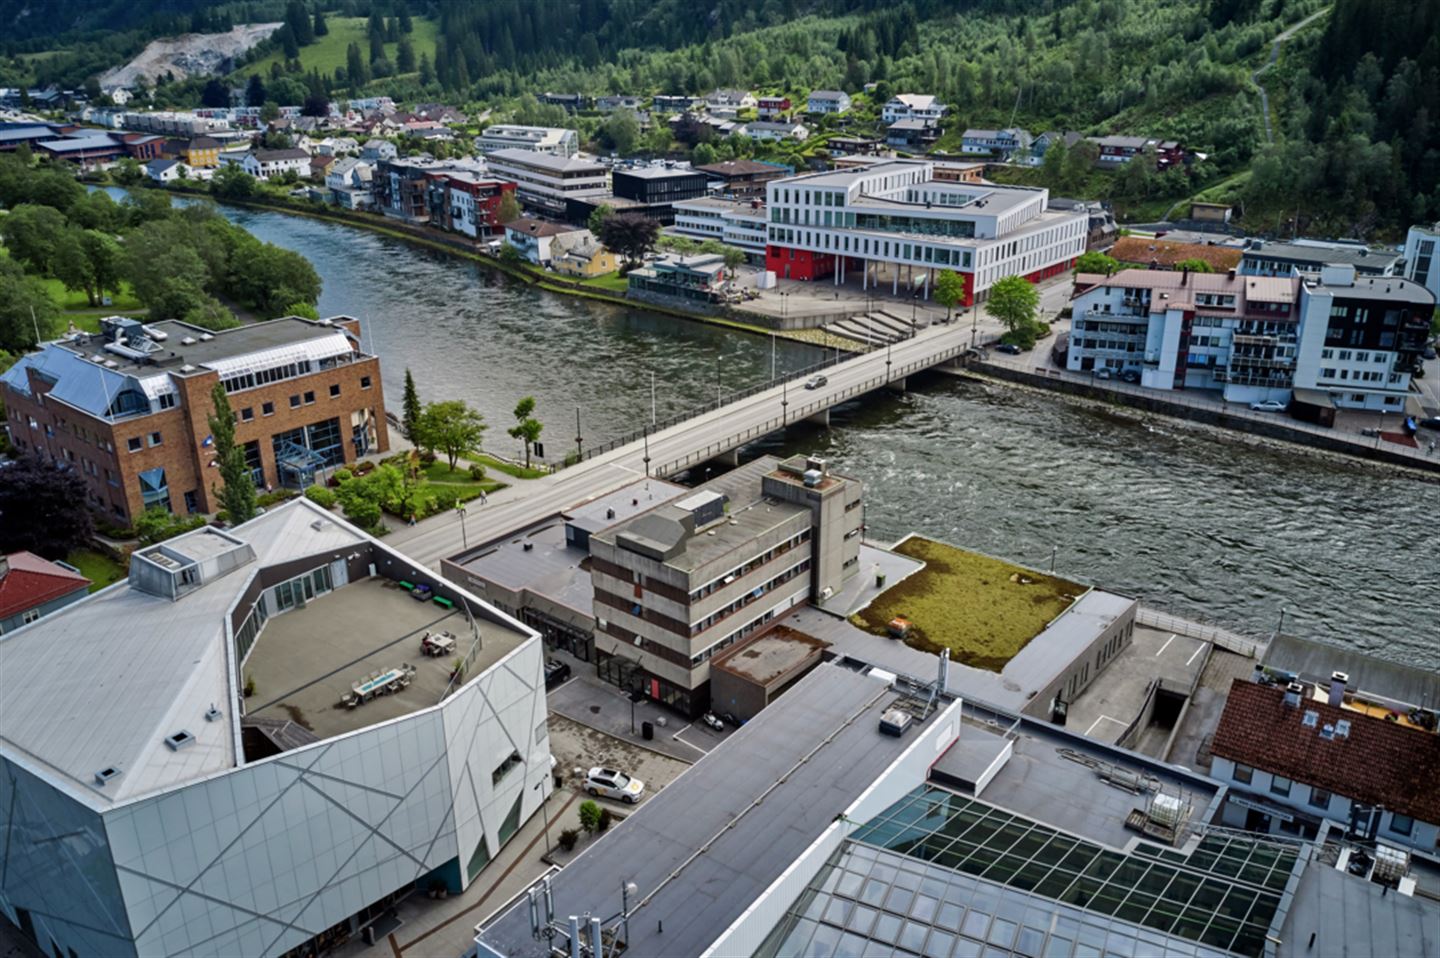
161,194 -> 1433,670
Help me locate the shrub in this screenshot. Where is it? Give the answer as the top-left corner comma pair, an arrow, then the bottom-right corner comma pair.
256,488 -> 298,508
304,484 -> 337,508
135,507 -> 207,544
468,463 -> 486,481
557,828 -> 579,852
332,467 -> 354,484
578,800 -> 602,834
597,807 -> 613,833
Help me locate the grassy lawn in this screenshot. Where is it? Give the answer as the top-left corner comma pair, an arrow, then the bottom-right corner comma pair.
470,453 -> 548,480
236,16 -> 440,82
850,537 -> 1084,672
65,548 -> 127,593
578,272 -> 629,293
383,460 -> 508,519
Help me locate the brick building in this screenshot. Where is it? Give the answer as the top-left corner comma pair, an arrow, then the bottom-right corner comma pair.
2,316 -> 388,524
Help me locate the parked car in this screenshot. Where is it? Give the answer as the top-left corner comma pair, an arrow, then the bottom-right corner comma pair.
1250,400 -> 1288,413
544,659 -> 571,689
1417,416 -> 1440,431
1423,346 -> 1438,360
1119,369 -> 1141,384
1095,367 -> 1113,380
585,767 -> 644,803
995,343 -> 1022,355
804,374 -> 828,390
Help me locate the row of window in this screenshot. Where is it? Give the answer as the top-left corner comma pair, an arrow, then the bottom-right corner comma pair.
1320,349 -> 1388,364
689,528 -> 811,601
1316,368 -> 1398,384
1230,764 -> 1415,835
689,557 -> 811,639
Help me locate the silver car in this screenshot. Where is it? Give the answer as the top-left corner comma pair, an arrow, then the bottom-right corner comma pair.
585,766 -> 645,803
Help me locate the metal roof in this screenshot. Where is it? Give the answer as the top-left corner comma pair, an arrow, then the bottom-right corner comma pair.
1275,855 -> 1436,957
477,663 -> 933,958
0,500 -> 366,807
1263,633 -> 1440,712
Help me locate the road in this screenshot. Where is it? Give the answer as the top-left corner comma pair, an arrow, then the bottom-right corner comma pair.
389,319 -> 974,569
1252,6 -> 1331,144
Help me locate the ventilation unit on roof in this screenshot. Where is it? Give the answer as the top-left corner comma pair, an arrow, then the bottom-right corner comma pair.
1302,709 -> 1318,728
205,704 -> 222,722
164,730 -> 195,751
1335,719 -> 1351,739
181,336 -> 197,345
94,766 -> 121,786
310,519 -> 327,531
199,333 -> 214,341
89,354 -> 106,363
179,364 -> 198,373
103,359 -> 119,368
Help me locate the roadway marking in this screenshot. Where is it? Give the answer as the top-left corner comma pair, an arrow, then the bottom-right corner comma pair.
1186,644 -> 1207,667
1084,715 -> 1127,737
671,725 -> 710,755
1155,634 -> 1176,657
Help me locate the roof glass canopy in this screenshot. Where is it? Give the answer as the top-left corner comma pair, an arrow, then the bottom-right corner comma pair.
758,785 -> 1302,958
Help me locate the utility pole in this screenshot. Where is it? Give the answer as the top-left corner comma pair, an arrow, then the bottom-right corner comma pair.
574,406 -> 583,460
650,370 -> 656,425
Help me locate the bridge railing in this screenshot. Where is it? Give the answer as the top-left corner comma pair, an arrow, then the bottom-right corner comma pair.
575,350 -> 863,463
650,342 -> 969,477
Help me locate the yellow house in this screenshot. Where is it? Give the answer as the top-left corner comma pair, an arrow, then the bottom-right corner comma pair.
182,136 -> 222,169
553,239 -> 620,279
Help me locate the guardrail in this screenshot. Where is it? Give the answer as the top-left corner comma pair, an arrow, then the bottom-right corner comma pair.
651,342 -> 969,477
1136,607 -> 1264,659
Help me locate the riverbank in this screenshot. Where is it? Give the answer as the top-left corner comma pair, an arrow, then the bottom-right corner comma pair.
947,359 -> 1440,480
153,182 -> 845,350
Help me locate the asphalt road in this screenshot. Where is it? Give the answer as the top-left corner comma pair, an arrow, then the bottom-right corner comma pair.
389,320 -> 974,568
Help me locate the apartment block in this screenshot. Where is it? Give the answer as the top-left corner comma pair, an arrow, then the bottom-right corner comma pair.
587,455 -> 861,716
2,316 -> 388,524
764,159 -> 1087,304
485,148 -> 609,216
1403,220 -> 1440,302
671,196 -> 769,259
1240,238 -> 1402,278
474,124 -> 579,157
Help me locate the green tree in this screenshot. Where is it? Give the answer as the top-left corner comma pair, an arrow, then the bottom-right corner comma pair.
211,163 -> 257,199
0,454 -> 93,558
598,212 -> 660,267
0,258 -> 60,351
183,296 -> 240,331
933,270 -> 967,320
397,37 -> 417,74
260,101 -> 281,123
80,230 -> 123,304
1075,251 -> 1119,275
402,368 -> 422,442
604,110 -> 640,155
209,381 -> 258,525
123,237 -> 210,322
508,396 -> 543,467
313,8 -> 328,36
346,42 -> 369,87
578,800 -> 602,834
51,229 -> 95,304
692,142 -> 718,166
0,204 -> 68,275
496,190 -> 521,225
111,157 -> 144,186
418,52 -> 435,86
644,124 -> 671,156
335,466 -> 401,530
246,73 -> 267,107
587,202 -> 615,235
1174,258 -> 1214,273
417,400 -> 487,470
987,276 -> 1043,349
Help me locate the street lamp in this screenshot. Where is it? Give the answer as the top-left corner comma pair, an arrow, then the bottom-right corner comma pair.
533,780 -> 552,856
1274,607 -> 1288,642
455,504 -> 468,549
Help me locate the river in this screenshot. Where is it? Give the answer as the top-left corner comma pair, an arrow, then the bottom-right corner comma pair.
164,195 -> 1435,669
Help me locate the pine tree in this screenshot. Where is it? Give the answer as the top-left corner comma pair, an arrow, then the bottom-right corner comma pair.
402,369 -> 422,442
397,37 -> 416,74
313,8 -> 328,37
209,383 -> 257,525
346,42 -> 369,87
398,3 -> 413,33
418,52 -> 434,86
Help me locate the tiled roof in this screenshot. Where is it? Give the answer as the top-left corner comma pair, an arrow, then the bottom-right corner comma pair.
1211,679 -> 1440,824
0,552 -> 90,620
1111,236 -> 1243,271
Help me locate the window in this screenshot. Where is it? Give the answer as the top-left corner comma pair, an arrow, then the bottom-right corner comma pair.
329,383 -> 340,398
304,391 -> 316,405
289,395 -> 301,409
262,401 -> 275,416
241,407 -> 254,422
1308,787 -> 1331,810
22,608 -> 42,625
148,431 -> 162,447
1270,774 -> 1291,797
127,437 -> 142,452
492,750 -> 523,786
1390,814 -> 1414,836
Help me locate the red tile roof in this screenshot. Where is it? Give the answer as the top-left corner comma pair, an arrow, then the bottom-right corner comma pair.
1211,678 -> 1440,824
0,551 -> 90,620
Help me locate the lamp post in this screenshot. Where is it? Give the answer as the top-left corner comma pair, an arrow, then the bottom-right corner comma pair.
533,780 -> 552,855
574,406 -> 584,460
770,332 -> 777,382
650,370 -> 657,426
455,504 -> 468,549
1274,607 -> 1288,642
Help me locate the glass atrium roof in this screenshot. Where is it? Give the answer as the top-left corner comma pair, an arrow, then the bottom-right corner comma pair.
758,785 -> 1303,958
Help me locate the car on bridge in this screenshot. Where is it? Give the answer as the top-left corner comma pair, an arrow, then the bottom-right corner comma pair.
805,374 -> 828,390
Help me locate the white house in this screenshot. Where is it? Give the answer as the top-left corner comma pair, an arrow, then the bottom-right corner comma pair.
961,127 -> 1034,156
806,90 -> 852,115
502,219 -> 593,265
881,93 -> 946,125
360,137 -> 398,162
241,148 -> 311,180
325,156 -> 375,209
741,121 -> 809,143
474,125 -> 578,158
143,158 -> 188,183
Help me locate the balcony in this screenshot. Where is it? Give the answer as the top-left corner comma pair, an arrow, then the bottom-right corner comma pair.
1083,308 -> 1149,324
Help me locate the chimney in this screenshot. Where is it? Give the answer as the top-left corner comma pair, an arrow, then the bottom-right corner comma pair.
1283,682 -> 1304,708
1328,671 -> 1348,708
1227,268 -> 1236,281
1181,267 -> 1189,286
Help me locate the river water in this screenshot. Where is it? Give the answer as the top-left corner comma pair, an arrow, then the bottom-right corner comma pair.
184,197 -> 1434,668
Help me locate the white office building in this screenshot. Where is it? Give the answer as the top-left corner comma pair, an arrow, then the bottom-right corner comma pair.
485,148 -> 609,216
764,159 -> 1086,304
671,196 -> 769,259
1403,221 -> 1440,302
0,499 -> 549,957
474,125 -> 579,158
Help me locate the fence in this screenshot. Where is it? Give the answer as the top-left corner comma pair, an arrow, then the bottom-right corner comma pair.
1136,607 -> 1264,659
973,360 -> 1439,472
650,343 -> 969,477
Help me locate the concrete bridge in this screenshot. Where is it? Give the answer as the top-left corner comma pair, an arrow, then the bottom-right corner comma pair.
389,321 -> 975,568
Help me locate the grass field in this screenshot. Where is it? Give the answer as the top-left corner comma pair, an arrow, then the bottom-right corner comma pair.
236,17 -> 440,84
578,272 -> 629,293
851,537 -> 1084,672
471,453 -> 547,480
65,548 -> 127,592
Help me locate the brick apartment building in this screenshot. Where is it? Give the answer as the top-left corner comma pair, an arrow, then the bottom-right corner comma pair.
2,316 -> 388,524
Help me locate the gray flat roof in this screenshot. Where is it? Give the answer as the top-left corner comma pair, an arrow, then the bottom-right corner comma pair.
458,519 -> 596,617
613,165 -> 701,180
563,478 -> 688,535
1244,242 -> 1401,271
1312,273 -> 1435,305
53,316 -> 358,376
1275,855 -> 1437,958
1264,633 -> 1440,711
477,663 -> 937,958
